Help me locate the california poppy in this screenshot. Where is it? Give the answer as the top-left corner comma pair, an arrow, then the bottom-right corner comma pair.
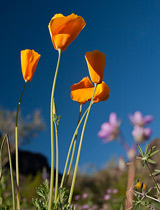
71,77 -> 94,104
48,13 -> 86,51
21,49 -> 41,82
71,77 -> 110,104
85,50 -> 105,84
94,82 -> 110,103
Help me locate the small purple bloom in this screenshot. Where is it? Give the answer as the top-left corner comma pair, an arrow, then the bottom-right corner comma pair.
132,126 -> 152,143
74,194 -> 81,200
129,111 -> 153,127
104,194 -> 110,200
98,113 -> 120,143
106,189 -> 112,194
113,189 -> 118,194
82,204 -> 89,209
82,193 -> 88,199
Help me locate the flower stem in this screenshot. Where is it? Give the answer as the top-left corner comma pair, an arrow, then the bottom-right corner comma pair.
125,161 -> 135,210
48,49 -> 61,210
60,106 -> 88,189
134,190 -> 160,203
15,81 -> 27,210
66,104 -> 82,184
145,161 -> 160,194
54,122 -> 59,201
118,132 -> 130,152
68,84 -> 97,206
0,135 -> 16,210
6,135 -> 16,210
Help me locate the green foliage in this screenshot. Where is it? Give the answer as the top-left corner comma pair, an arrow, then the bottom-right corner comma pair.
120,204 -> 124,210
22,172 -> 43,202
1,207 -> 9,210
33,180 -> 74,210
137,144 -> 160,167
53,114 -> 61,127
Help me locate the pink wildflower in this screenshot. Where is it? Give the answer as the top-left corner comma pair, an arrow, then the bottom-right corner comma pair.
98,112 -> 120,143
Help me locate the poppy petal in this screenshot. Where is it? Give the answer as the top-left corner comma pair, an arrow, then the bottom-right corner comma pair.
71,77 -> 94,104
85,50 -> 105,84
93,82 -> 110,103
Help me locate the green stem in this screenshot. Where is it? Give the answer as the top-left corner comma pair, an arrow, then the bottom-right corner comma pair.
68,84 -> 98,206
0,135 -> 16,210
146,161 -> 160,194
0,137 -> 6,180
15,81 -> 27,210
65,104 -> 82,185
48,49 -> 61,210
60,106 -> 88,189
6,135 -> 16,210
54,122 -> 59,201
134,190 -> 160,203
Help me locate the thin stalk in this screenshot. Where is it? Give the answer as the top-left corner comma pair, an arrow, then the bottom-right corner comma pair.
134,191 -> 160,203
48,49 -> 61,210
118,132 -> 130,152
68,84 -> 97,206
60,106 -> 88,189
65,140 -> 76,186
54,122 -> 59,201
145,161 -> 160,194
0,136 -> 6,180
125,161 -> 136,210
15,81 -> 27,210
6,135 -> 16,210
0,135 -> 16,210
66,104 -> 82,184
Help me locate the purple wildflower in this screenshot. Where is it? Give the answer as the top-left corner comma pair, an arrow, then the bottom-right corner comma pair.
104,194 -> 110,200
128,111 -> 153,127
74,194 -> 81,200
132,126 -> 152,143
82,204 -> 89,209
106,189 -> 112,194
82,193 -> 88,199
98,112 -> 120,143
113,189 -> 118,194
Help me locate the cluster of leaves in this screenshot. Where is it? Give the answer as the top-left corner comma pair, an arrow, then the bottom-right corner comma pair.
133,144 -> 160,209
33,180 -> 74,210
137,144 -> 160,166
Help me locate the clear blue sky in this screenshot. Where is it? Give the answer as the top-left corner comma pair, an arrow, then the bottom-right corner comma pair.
1,0 -> 160,173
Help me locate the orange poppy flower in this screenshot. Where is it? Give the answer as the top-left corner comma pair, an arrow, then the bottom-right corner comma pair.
21,49 -> 41,82
48,13 -> 86,51
71,77 -> 94,104
94,82 -> 110,103
71,77 -> 110,104
85,50 -> 105,84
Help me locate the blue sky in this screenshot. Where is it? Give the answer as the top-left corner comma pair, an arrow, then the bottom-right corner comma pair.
1,0 -> 160,173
